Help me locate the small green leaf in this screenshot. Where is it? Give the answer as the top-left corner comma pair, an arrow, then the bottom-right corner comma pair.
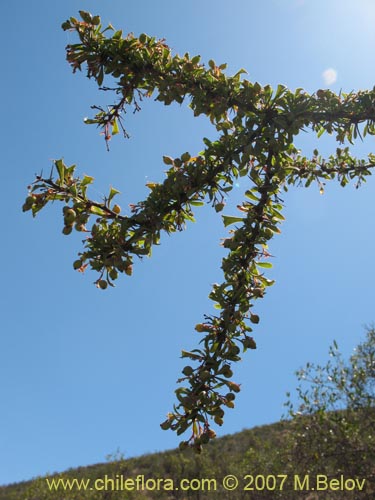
274,84 -> 286,100
73,259 -> 83,270
83,118 -> 97,125
81,175 -> 94,187
317,126 -> 325,138
55,159 -> 65,183
146,182 -> 158,190
112,30 -> 123,40
163,156 -> 174,165
90,205 -> 106,216
222,215 -> 244,227
61,20 -> 71,31
79,11 -> 93,23
97,67 -> 104,86
256,261 -> 273,269
160,419 -> 171,430
108,187 -> 120,204
226,381 -> 241,393
270,208 -> 285,221
233,68 -> 248,79
250,313 -> 260,324
244,337 -> 257,349
215,202 -> 225,213
181,350 -> 203,360
112,119 -> 120,136
245,190 -> 260,202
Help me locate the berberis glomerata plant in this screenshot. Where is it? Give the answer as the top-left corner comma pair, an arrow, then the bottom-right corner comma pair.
24,11 -> 375,452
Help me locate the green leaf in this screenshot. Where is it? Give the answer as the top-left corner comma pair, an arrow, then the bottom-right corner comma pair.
233,68 -> 248,79
317,126 -> 325,138
112,30 -> 123,40
97,67 -> 104,86
222,215 -> 244,227
215,202 -> 225,213
81,175 -> 94,187
112,119 -> 120,136
274,84 -> 287,100
270,208 -> 285,221
83,118 -> 97,125
250,314 -> 260,324
108,187 -> 120,204
160,419 -> 172,430
79,11 -> 93,23
181,350 -> 202,360
146,182 -> 159,190
61,20 -> 71,31
245,190 -> 260,202
163,156 -> 174,165
257,261 -> 272,268
55,159 -> 65,183
245,337 -> 257,349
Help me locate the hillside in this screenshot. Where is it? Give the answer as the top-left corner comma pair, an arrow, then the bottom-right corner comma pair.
1,416 -> 374,500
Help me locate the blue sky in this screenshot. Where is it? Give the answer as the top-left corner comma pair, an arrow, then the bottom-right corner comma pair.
2,0 -> 375,485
